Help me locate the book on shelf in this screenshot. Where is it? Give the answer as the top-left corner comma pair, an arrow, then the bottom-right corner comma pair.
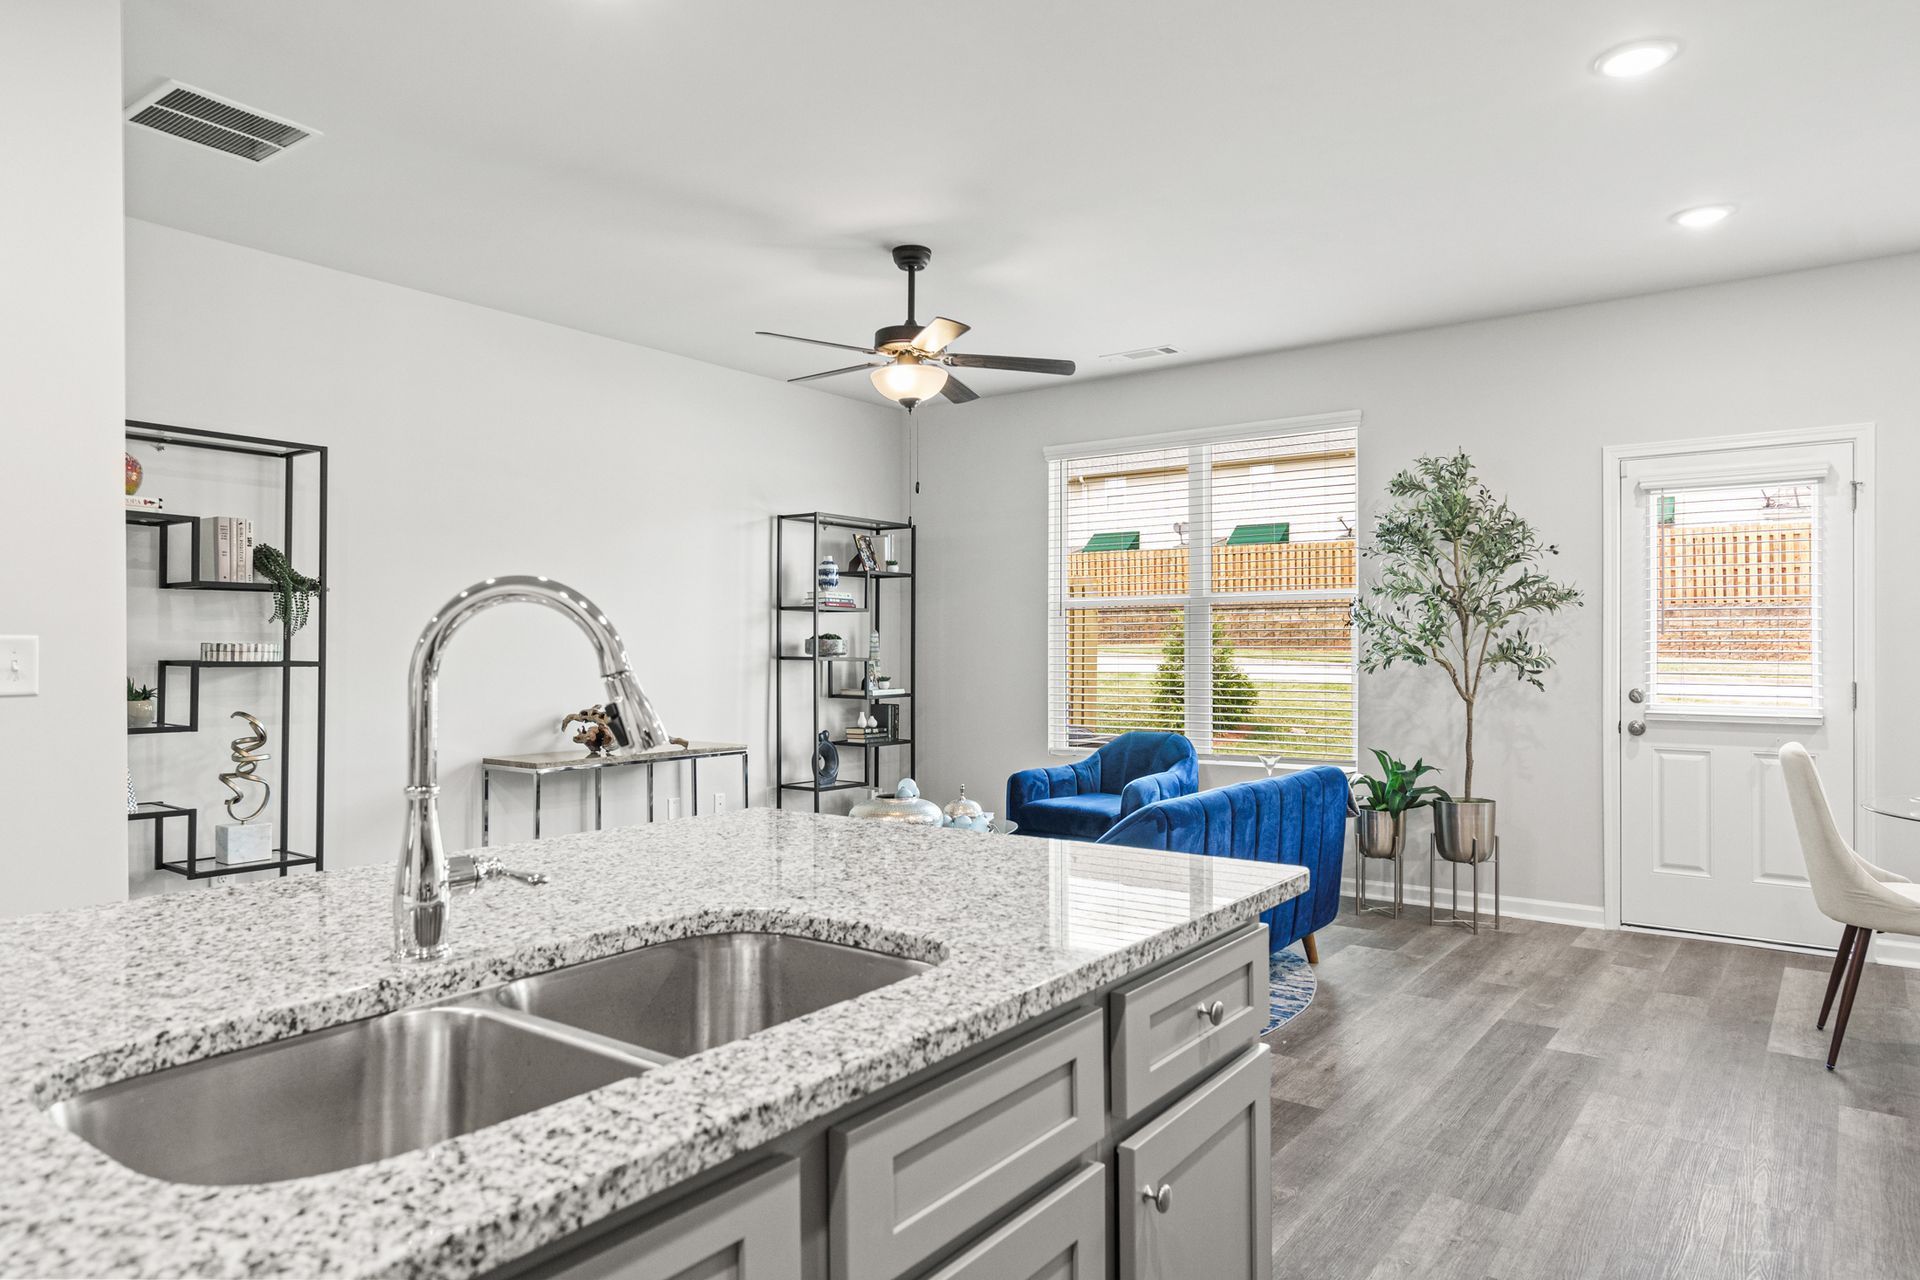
197,516 -> 256,583
838,687 -> 907,698
124,495 -> 165,511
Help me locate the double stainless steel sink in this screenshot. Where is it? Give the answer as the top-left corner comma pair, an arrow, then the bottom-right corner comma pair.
47,932 -> 931,1186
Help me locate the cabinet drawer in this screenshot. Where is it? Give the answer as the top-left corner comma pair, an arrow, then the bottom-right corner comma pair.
1117,1044 -> 1272,1280
532,1157 -> 802,1280
917,1162 -> 1106,1280
830,1009 -> 1105,1280
1109,925 -> 1265,1121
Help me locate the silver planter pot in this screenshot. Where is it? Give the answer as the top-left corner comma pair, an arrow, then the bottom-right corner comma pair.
1353,808 -> 1405,860
1433,798 -> 1497,863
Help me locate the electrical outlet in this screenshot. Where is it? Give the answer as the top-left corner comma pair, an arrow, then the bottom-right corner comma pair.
0,636 -> 39,697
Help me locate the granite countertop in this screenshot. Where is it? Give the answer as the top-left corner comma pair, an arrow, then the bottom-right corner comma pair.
0,808 -> 1305,1279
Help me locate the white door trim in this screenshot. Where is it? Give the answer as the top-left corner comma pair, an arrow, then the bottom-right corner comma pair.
1599,423 -> 1877,935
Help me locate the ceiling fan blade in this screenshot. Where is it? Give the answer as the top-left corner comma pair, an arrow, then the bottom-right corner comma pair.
939,374 -> 980,404
944,353 -> 1076,376
912,316 -> 970,355
789,363 -> 881,384
756,330 -> 880,355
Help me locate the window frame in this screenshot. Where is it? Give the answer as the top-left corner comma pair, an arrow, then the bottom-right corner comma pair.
1045,411 -> 1362,766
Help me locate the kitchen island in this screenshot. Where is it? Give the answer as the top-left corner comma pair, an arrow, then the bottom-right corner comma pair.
0,808 -> 1305,1279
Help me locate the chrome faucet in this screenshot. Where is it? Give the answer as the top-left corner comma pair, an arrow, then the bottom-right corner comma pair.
396,576 -> 670,960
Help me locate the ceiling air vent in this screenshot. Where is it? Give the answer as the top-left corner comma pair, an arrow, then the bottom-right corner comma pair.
1102,345 -> 1182,361
125,81 -> 319,163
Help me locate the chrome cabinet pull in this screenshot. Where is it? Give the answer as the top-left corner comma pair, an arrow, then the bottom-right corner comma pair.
1142,1183 -> 1173,1213
1198,999 -> 1226,1026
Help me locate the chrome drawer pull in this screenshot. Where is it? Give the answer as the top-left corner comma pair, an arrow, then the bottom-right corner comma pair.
1198,999 -> 1226,1026
1142,1182 -> 1173,1213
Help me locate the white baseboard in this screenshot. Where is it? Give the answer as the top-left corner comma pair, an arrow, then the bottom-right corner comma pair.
1338,874 -> 1605,930
1339,871 -> 1920,970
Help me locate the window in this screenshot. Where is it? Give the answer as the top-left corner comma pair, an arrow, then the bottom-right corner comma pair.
1046,416 -> 1359,764
1644,480 -> 1821,716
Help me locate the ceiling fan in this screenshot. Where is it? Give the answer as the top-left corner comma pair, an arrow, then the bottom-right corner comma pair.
756,244 -> 1076,410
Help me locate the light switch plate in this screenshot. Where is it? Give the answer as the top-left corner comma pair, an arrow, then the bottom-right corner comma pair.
0,636 -> 40,697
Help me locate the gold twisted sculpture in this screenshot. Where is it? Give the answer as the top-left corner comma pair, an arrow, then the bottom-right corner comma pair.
219,711 -> 272,822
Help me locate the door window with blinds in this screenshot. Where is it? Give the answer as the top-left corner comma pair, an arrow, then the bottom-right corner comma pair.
1047,417 -> 1358,763
1643,479 -> 1822,717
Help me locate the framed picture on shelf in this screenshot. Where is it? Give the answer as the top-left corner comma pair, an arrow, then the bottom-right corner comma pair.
850,533 -> 881,573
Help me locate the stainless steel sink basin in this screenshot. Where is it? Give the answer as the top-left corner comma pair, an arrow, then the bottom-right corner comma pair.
488,931 -> 932,1058
46,1006 -> 652,1185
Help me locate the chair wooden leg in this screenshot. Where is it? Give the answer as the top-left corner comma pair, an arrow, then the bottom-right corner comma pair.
1302,933 -> 1320,966
1827,929 -> 1872,1071
1818,924 -> 1859,1031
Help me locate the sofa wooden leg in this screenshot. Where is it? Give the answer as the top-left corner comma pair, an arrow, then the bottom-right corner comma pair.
1302,933 -> 1320,966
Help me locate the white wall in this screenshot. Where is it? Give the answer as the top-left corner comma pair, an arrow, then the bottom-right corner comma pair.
126,220 -> 904,889
912,253 -> 1920,914
0,1 -> 127,915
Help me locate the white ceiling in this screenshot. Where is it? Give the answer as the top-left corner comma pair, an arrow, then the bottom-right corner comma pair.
122,1 -> 1920,402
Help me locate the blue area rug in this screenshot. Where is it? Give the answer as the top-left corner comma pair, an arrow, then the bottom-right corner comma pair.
1262,945 -> 1317,1036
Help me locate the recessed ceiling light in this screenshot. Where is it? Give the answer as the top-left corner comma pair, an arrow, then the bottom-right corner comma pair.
1670,204 -> 1735,229
1593,38 -> 1681,78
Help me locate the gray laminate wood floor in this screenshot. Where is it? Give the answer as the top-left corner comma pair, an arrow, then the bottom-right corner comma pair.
1264,908 -> 1920,1279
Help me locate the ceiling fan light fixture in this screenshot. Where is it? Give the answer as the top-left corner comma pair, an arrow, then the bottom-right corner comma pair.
871,358 -> 948,406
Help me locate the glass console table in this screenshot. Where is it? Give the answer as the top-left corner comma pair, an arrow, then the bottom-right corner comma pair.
480,741 -> 749,845
1864,797 -> 1920,823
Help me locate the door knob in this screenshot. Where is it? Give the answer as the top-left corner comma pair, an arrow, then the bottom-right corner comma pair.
1627,720 -> 1647,736
1198,999 -> 1226,1026
1142,1183 -> 1173,1213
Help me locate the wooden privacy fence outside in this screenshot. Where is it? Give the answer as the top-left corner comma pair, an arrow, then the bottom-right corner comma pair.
1067,539 -> 1358,598
1655,520 -> 1816,662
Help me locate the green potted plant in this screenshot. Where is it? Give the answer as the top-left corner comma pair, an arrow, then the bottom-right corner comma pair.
252,543 -> 322,634
127,678 -> 157,728
805,633 -> 846,657
1353,452 -> 1581,862
1352,748 -> 1445,860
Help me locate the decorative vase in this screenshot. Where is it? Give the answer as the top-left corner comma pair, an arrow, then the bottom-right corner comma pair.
848,778 -> 945,826
124,452 -> 143,496
128,700 -> 156,729
1433,798 -> 1497,863
817,557 -> 840,590
812,731 -> 839,787
805,635 -> 846,658
1353,808 -> 1404,860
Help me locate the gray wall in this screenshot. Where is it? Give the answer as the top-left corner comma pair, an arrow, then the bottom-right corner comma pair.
0,1 -> 127,915
911,253 -> 1920,914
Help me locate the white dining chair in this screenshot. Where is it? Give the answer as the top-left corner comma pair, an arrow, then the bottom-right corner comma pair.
1780,742 -> 1920,1069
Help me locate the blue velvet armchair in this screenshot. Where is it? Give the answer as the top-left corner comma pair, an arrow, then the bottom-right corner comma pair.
1005,731 -> 1199,842
1096,767 -> 1349,961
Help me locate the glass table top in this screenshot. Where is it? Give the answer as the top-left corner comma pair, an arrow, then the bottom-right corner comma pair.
1864,797 -> 1920,823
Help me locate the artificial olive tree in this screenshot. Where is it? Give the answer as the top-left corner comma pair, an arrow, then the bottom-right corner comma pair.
1351,452 -> 1582,799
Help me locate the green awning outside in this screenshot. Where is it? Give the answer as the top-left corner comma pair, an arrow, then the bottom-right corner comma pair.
1225,522 -> 1290,546
1081,531 -> 1140,552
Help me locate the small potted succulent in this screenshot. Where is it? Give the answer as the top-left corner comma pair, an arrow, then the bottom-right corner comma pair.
127,678 -> 157,728
1352,749 -> 1444,859
805,633 -> 847,657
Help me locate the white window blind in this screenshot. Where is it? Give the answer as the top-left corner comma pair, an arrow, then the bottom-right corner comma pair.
1644,480 -> 1822,717
1047,418 -> 1358,763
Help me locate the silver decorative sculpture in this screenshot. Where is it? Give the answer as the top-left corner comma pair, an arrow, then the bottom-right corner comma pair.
848,778 -> 944,826
219,711 -> 272,822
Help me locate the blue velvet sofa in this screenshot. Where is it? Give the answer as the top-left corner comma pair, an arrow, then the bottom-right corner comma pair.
1096,767 -> 1349,960
1005,732 -> 1199,842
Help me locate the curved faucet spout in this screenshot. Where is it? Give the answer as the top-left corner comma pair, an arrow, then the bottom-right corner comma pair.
395,576 -> 669,960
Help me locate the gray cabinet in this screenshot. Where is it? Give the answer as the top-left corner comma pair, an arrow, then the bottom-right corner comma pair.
916,1163 -> 1106,1280
1109,925 -> 1264,1121
830,1009 -> 1105,1280
531,1159 -> 802,1280
1117,1044 -> 1272,1280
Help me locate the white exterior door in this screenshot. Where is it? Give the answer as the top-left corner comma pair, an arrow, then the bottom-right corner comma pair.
1617,440 -> 1857,947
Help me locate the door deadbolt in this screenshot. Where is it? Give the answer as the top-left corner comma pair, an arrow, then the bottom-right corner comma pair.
1627,687 -> 1645,704
1627,720 -> 1647,736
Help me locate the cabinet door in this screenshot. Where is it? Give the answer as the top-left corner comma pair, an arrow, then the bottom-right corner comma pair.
918,1163 -> 1106,1280
533,1158 -> 802,1280
1116,1044 -> 1271,1280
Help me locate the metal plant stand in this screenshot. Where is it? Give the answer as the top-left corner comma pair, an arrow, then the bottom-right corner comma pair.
1429,836 -> 1500,934
1356,845 -> 1404,918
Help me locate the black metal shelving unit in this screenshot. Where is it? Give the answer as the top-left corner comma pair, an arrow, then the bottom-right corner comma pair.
124,422 -> 328,881
774,512 -> 916,810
